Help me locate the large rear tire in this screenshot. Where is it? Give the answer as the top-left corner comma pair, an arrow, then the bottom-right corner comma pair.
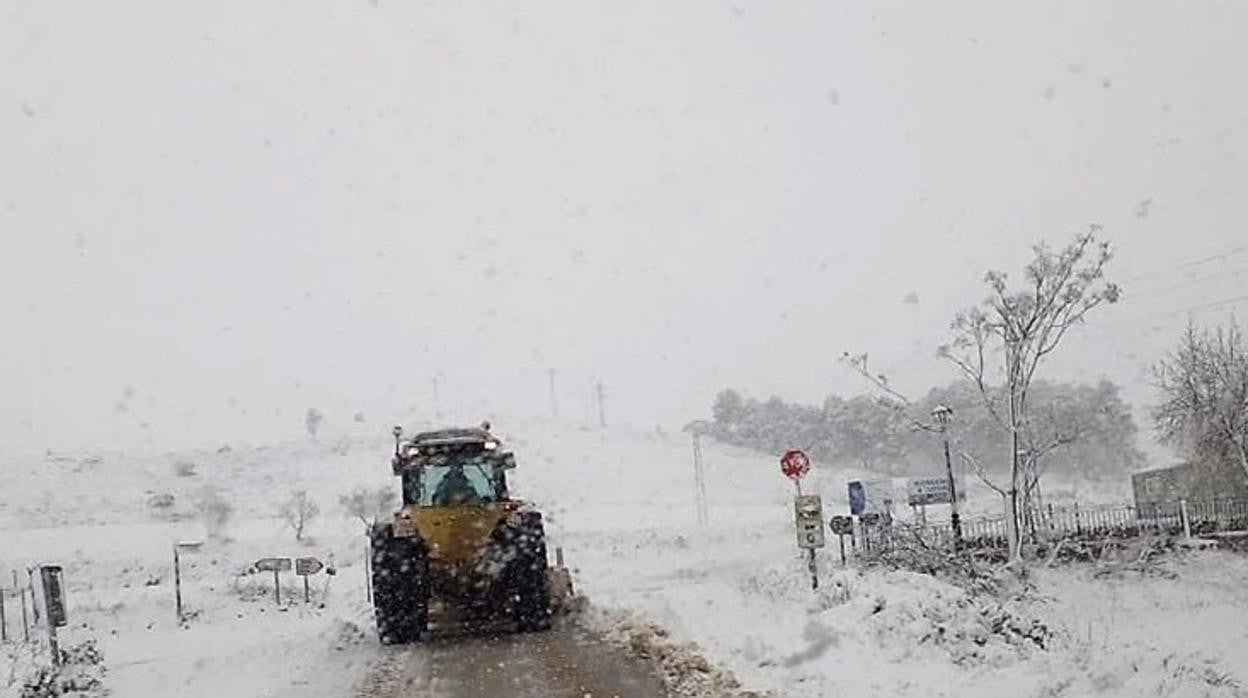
370,524 -> 429,644
505,514 -> 552,632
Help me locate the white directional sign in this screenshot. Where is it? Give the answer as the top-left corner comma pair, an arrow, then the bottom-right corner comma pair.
295,557 -> 323,576
794,495 -> 826,549
906,476 -> 967,506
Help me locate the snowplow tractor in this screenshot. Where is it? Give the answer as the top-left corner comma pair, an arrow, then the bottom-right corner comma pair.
369,425 -> 572,644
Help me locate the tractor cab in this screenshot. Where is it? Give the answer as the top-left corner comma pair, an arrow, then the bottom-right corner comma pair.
391,426 -> 517,508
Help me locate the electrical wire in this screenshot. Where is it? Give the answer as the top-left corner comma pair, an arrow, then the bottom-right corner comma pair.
1119,245 -> 1248,285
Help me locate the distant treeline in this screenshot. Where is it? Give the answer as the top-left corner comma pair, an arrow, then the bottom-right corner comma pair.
706,380 -> 1143,480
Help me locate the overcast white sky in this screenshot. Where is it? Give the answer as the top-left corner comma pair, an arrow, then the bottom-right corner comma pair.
2,1 -> 1246,454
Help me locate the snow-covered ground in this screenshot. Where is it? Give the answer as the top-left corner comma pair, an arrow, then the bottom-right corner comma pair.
2,419 -> 1244,697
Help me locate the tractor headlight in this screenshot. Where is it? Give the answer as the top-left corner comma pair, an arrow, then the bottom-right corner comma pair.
484,441 -> 498,451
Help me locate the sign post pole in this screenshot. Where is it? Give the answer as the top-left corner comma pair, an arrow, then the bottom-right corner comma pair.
17,571 -> 29,643
1,583 -> 7,642
173,546 -> 182,622
255,558 -> 293,605
27,569 -> 38,625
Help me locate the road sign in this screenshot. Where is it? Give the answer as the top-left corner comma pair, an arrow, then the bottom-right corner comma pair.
39,565 -> 66,668
39,566 -> 66,628
829,515 -> 854,535
255,557 -> 292,573
295,557 -> 323,576
848,478 -> 895,516
906,476 -> 966,506
794,495 -> 825,549
780,450 -> 811,481
828,515 -> 853,565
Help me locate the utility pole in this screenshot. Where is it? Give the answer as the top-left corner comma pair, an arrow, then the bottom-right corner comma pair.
692,430 -> 708,525
595,381 -> 607,429
547,369 -> 558,419
932,404 -> 963,549
432,375 -> 442,419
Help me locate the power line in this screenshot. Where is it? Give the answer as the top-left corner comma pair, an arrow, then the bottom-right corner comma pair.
1127,265 -> 1248,299
1119,245 -> 1248,285
1160,293 -> 1248,317
1063,292 -> 1248,337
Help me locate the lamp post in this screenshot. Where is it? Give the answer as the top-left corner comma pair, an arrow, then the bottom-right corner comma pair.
931,404 -> 963,549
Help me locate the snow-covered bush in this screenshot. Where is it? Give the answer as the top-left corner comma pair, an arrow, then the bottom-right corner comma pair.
16,640 -> 105,698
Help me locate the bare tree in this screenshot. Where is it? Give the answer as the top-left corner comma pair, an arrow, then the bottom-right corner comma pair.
280,490 -> 321,541
1153,320 -> 1248,475
192,485 -> 234,540
939,227 -> 1119,561
338,485 -> 397,530
305,408 -> 324,439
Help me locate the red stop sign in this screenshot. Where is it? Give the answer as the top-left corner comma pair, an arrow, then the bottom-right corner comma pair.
780,449 -> 811,480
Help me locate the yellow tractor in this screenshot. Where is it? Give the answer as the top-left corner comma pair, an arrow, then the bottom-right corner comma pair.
369,424 -> 572,643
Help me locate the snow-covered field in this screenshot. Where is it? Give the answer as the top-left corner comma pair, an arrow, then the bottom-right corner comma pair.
2,419 -> 1245,697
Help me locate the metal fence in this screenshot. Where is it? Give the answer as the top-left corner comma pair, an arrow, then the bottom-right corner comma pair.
876,496 -> 1248,551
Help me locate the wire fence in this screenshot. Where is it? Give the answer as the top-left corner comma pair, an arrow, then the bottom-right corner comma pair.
871,496 -> 1248,552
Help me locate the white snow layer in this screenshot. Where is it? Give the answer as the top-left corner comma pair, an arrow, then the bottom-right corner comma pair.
2,419 -> 1246,697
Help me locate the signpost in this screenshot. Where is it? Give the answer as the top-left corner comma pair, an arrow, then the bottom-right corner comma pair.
39,566 -> 66,666
295,557 -> 324,603
256,558 -> 292,605
829,515 -> 853,565
781,450 -> 822,590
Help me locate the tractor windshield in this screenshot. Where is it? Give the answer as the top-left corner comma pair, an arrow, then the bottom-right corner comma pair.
404,452 -> 505,506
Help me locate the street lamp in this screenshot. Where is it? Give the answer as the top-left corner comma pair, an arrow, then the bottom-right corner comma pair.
931,404 -> 963,548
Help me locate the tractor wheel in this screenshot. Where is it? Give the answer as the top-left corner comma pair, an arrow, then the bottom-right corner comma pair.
370,524 -> 429,644
505,514 -> 552,632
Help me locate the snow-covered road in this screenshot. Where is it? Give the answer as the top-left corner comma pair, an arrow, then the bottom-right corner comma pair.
355,621 -> 666,698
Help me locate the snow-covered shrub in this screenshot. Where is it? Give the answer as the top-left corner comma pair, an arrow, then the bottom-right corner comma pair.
17,640 -> 105,697
146,492 -> 176,516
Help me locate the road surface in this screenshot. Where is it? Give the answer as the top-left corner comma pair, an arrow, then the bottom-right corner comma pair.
355,622 -> 669,697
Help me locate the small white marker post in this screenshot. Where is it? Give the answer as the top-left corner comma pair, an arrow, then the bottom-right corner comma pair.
173,541 -> 203,623
1180,499 -> 1192,539
16,571 -> 29,643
